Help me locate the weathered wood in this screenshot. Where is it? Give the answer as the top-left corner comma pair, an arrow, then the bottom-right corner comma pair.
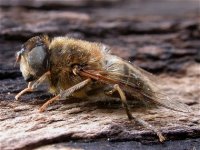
0,65 -> 199,150
0,0 -> 200,149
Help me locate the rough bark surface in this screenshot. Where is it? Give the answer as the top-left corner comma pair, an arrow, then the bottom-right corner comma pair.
0,0 -> 200,149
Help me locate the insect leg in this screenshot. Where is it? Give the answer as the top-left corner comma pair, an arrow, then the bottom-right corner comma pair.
31,71 -> 50,89
112,84 -> 133,120
105,88 -> 117,95
39,78 -> 91,112
15,71 -> 50,100
15,82 -> 33,100
113,84 -> 165,142
132,116 -> 166,142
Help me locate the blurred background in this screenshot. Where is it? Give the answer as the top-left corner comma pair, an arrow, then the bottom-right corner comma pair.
0,0 -> 199,74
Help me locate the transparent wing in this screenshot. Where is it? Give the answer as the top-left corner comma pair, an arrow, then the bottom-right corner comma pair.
80,66 -> 191,113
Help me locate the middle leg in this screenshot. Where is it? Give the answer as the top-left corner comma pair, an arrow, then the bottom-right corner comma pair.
39,78 -> 91,112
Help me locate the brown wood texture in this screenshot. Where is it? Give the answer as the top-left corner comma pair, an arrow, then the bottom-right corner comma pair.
0,0 -> 200,149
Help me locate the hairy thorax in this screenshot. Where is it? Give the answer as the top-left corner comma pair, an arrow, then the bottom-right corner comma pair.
46,37 -> 107,98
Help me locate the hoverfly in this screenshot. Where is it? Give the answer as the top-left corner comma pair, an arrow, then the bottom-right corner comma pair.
15,35 -> 191,142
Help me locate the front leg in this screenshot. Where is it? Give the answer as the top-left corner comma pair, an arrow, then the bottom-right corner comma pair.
15,82 -> 34,100
39,78 -> 91,112
15,71 -> 50,100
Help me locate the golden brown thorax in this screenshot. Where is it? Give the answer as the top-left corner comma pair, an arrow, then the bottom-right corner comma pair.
47,37 -> 106,95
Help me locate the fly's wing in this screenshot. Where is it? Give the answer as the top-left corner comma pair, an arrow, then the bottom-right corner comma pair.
127,64 -> 192,113
151,91 -> 191,113
79,65 -> 191,113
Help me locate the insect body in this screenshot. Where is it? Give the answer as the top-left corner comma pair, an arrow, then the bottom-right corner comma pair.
15,35 -> 190,142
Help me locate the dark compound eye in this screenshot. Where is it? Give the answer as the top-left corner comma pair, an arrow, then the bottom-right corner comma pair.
27,46 -> 46,67
25,46 -> 49,77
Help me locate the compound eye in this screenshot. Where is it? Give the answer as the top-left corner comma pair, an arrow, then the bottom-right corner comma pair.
27,46 -> 46,67
26,46 -> 48,77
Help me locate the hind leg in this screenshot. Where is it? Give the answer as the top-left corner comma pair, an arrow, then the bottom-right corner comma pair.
109,84 -> 165,142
